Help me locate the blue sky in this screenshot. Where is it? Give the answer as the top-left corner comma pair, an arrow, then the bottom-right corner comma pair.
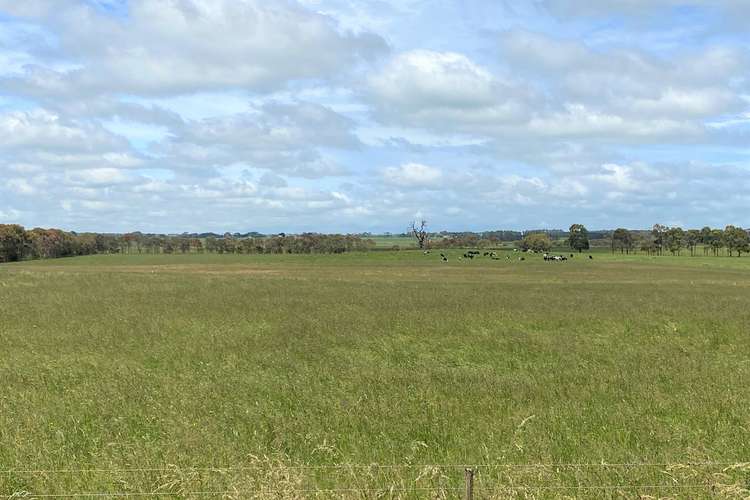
0,0 -> 748,233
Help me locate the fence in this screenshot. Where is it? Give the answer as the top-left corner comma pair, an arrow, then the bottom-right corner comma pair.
2,461 -> 749,499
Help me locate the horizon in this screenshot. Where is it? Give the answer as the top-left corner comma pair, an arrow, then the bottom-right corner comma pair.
1,1 -> 749,233
5,223 -> 740,237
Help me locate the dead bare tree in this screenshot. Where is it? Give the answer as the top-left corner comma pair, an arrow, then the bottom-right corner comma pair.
410,219 -> 429,249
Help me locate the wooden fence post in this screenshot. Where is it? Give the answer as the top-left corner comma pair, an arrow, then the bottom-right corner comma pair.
464,468 -> 474,500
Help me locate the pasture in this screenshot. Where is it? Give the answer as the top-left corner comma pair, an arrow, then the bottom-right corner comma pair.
1,251 -> 749,498
370,236 -> 416,248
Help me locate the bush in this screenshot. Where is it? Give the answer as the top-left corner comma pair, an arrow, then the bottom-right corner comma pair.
518,233 -> 552,252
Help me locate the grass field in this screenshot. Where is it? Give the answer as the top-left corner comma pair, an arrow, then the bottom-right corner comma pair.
1,250 -> 749,498
370,236 -> 416,248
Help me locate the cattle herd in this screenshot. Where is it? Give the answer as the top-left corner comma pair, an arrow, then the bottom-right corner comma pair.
425,250 -> 595,262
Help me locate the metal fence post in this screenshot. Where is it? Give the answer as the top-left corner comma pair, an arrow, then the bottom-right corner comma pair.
464,468 -> 474,500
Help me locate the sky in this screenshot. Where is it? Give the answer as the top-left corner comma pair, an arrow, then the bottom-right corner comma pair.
0,0 -> 748,234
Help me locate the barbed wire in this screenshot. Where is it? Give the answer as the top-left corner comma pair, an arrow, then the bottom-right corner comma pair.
0,461 -> 745,474
1,484 -> 717,499
3,463 -> 744,498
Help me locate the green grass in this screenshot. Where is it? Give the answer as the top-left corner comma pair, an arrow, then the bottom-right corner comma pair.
370,236 -> 416,248
1,251 -> 749,498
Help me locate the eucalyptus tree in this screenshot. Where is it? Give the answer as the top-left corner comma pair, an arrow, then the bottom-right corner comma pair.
179,238 -> 191,254
519,233 -> 552,252
409,219 -> 429,249
685,229 -> 701,256
611,228 -> 634,254
651,224 -> 667,256
0,224 -> 28,262
724,226 -> 750,257
665,227 -> 685,256
709,229 -> 724,256
640,237 -> 658,255
205,237 -> 218,253
568,224 -> 590,253
700,227 -> 712,255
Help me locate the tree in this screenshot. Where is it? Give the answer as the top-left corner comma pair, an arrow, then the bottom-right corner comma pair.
684,229 -> 701,256
724,226 -> 750,257
0,224 -> 28,262
709,229 -> 724,256
27,228 -> 71,259
651,224 -> 667,256
205,237 -> 218,253
665,227 -> 685,256
190,239 -> 203,254
611,228 -> 634,254
700,226 -> 712,255
410,219 -> 429,249
640,236 -> 658,255
518,233 -> 552,253
179,238 -> 191,254
568,224 -> 590,253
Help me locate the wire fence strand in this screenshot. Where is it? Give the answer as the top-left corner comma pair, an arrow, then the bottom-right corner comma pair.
4,462 -> 745,499
1,484 -> 717,499
0,461 -> 745,474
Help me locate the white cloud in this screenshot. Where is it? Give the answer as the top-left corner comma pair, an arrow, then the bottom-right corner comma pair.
502,30 -> 749,126
0,0 -> 56,17
0,109 -> 129,153
525,104 -> 702,139
0,207 -> 22,221
367,32 -> 748,145
381,162 -> 444,188
541,0 -> 750,18
6,178 -> 37,195
1,0 -> 388,97
369,50 -> 532,131
153,101 -> 357,178
65,168 -> 134,187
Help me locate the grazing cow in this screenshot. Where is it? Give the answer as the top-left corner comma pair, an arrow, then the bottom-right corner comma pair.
424,250 -> 431,255
442,256 -> 448,262
589,255 -> 593,259
519,257 -> 525,261
570,254 -> 574,258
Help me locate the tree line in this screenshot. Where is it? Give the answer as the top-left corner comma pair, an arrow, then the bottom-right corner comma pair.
513,224 -> 749,256
430,223 -> 749,257
562,224 -> 749,256
0,225 -> 376,263
609,224 -> 750,257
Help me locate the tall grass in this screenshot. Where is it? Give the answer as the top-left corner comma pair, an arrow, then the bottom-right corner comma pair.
1,252 -> 749,497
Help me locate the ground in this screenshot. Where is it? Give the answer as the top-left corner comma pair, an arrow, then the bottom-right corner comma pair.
1,250 -> 749,498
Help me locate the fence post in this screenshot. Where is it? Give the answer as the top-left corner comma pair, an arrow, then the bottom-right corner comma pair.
464,468 -> 474,500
